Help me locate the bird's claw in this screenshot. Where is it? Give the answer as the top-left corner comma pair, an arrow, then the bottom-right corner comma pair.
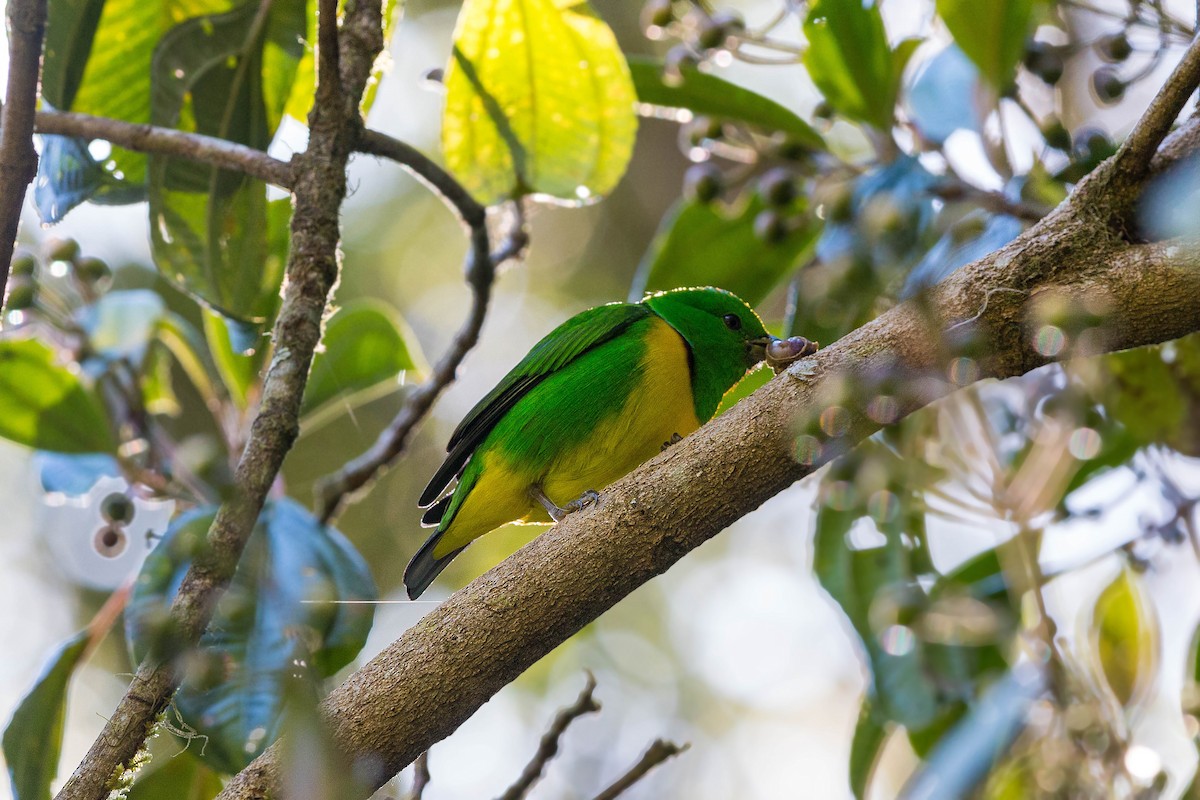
661,433 -> 683,452
564,489 -> 600,515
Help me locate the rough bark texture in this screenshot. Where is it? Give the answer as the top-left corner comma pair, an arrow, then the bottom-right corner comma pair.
216,97 -> 1200,800
53,2 -> 383,798
0,0 -> 47,302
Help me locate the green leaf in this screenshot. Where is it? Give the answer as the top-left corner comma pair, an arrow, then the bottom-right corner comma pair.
849,702 -> 888,800
127,499 -> 376,774
0,339 -> 115,453
301,300 -> 425,420
937,0 -> 1034,90
639,194 -> 821,306
148,4 -> 302,322
803,0 -> 903,129
3,632 -> 89,800
442,0 -> 638,204
626,56 -> 824,150
126,750 -> 223,800
1090,566 -> 1158,709
68,0 -> 237,186
202,308 -> 268,410
41,0 -> 107,110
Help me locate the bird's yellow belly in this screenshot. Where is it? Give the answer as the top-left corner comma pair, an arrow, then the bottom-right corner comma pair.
436,318 -> 699,552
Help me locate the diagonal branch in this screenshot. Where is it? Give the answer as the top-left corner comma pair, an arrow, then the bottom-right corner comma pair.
215,130 -> 1200,800
53,3 -> 385,799
33,110 -> 295,188
0,0 -> 48,307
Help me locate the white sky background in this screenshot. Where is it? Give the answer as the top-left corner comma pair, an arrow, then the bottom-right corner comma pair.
2,0 -> 1200,799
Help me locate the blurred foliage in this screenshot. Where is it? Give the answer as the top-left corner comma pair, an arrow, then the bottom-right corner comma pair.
5,0 -> 1200,797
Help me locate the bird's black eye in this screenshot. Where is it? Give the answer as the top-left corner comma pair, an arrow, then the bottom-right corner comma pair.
722,313 -> 742,330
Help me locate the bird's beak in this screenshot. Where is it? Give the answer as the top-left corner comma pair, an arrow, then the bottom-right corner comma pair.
748,335 -> 776,364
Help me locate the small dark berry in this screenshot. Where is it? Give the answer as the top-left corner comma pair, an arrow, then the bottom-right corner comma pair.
1040,117 -> 1072,151
757,168 -> 798,207
74,256 -> 112,285
753,210 -> 788,243
696,17 -> 729,50
10,251 -> 35,277
1096,32 -> 1132,62
45,237 -> 80,263
1023,41 -> 1065,85
5,282 -> 35,311
101,492 -> 136,524
1092,67 -> 1125,104
641,0 -> 674,30
683,163 -> 723,203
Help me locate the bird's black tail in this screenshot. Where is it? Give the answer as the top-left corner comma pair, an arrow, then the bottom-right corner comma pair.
404,529 -> 466,599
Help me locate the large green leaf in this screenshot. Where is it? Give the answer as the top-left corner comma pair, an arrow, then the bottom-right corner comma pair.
937,0 -> 1034,90
66,0 -> 237,185
442,0 -> 637,204
41,0 -> 107,110
148,3 -> 303,322
301,300 -> 424,420
803,0 -> 912,130
640,194 -> 821,306
126,750 -> 223,800
626,56 -> 824,150
0,339 -> 114,453
127,499 -> 376,774
3,632 -> 89,800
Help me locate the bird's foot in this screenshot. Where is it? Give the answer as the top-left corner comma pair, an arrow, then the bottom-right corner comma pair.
661,433 -> 683,452
530,485 -> 600,522
564,489 -> 600,516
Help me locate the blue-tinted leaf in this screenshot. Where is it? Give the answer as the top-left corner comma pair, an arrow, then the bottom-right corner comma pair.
3,632 -> 89,800
903,211 -> 1022,297
0,339 -> 115,453
908,46 -> 981,144
302,300 -> 424,419
899,666 -> 1045,799
35,451 -> 121,494
79,289 -> 167,362
126,499 -> 376,773
626,56 -> 824,150
639,194 -> 822,306
34,133 -> 145,224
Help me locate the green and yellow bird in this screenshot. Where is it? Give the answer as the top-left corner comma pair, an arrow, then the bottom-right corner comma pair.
406,286 -> 783,598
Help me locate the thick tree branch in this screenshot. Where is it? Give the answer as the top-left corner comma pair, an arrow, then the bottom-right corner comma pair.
33,110 -> 295,187
0,0 -> 47,306
216,125 -> 1200,799
498,674 -> 600,800
54,3 -> 385,799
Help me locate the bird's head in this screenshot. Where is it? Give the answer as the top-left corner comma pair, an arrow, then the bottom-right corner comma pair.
643,286 -> 774,370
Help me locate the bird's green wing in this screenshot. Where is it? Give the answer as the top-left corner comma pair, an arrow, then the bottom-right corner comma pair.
418,302 -> 652,506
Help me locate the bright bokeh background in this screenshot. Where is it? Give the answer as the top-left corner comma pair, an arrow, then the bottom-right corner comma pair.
3,0 -> 1200,798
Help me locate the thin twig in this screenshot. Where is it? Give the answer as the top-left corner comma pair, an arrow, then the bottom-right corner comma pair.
0,0 -> 48,307
34,110 -> 295,187
589,740 -> 689,800
1105,31 -> 1200,194
408,751 -> 431,800
315,192 -> 526,524
930,179 -> 1050,223
497,674 -> 601,800
355,127 -> 487,231
53,3 -> 386,799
